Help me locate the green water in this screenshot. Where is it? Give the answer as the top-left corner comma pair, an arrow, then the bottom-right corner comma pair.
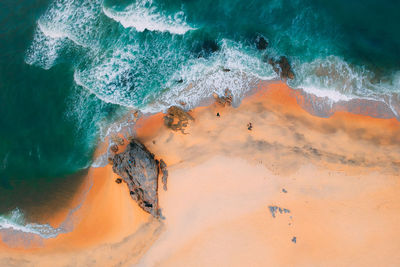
0,0 -> 399,235
0,0 -> 118,217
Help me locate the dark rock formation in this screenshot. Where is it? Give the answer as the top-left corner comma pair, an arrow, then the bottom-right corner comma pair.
267,56 -> 295,80
112,140 -> 160,217
159,159 -> 168,191
256,36 -> 268,50
197,39 -> 220,58
111,135 -> 125,146
191,39 -> 220,58
115,178 -> 122,184
110,144 -> 119,153
213,89 -> 233,106
164,106 -> 194,133
268,206 -> 291,218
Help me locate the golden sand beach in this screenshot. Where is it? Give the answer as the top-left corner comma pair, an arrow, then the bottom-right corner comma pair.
1,81 -> 400,266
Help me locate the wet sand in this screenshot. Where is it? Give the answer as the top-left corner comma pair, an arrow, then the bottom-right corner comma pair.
0,165 -> 162,266
1,81 -> 400,266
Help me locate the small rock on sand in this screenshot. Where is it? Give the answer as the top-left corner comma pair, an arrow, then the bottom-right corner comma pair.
110,144 -> 119,153
164,106 -> 194,133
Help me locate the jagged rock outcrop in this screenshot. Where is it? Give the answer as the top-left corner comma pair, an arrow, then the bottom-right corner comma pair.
213,88 -> 233,106
112,140 -> 160,217
110,144 -> 119,153
111,135 -> 125,146
164,106 -> 194,133
267,56 -> 295,80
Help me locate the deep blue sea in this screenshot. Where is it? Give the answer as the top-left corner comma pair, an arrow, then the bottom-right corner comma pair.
0,0 -> 399,237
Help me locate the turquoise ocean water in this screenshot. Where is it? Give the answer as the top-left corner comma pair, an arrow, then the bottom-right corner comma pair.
0,0 -> 399,238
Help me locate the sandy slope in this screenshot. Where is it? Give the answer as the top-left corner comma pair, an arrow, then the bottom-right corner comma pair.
2,81 -> 400,266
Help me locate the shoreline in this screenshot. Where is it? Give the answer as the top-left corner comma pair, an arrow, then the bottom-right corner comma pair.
1,81 -> 400,266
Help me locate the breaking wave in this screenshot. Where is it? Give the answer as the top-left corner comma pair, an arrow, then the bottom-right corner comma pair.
25,0 -> 103,69
0,173 -> 93,246
0,208 -> 65,239
25,0 -> 400,117
289,56 -> 400,114
103,0 -> 195,35
144,39 -> 277,112
0,208 -> 66,245
25,26 -> 65,70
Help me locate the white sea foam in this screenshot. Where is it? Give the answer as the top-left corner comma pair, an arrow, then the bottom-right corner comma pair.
25,0 -> 400,119
91,113 -> 139,168
25,0 -> 102,69
0,208 -> 64,239
73,38 -> 277,112
144,39 -> 277,112
286,55 -> 400,117
0,174 -> 93,244
25,26 -> 64,70
37,0 -> 102,48
37,20 -> 66,39
289,56 -> 378,101
91,154 -> 109,168
26,1 -> 388,111
103,0 -> 195,34
63,83 -> 118,166
73,44 -> 141,107
297,84 -> 352,102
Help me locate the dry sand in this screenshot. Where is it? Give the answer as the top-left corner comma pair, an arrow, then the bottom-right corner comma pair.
1,81 -> 400,266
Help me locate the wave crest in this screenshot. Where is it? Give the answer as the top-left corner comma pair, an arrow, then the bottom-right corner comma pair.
103,0 -> 195,35
25,0 -> 103,69
0,208 -> 65,240
289,56 -> 400,114
25,26 -> 65,70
